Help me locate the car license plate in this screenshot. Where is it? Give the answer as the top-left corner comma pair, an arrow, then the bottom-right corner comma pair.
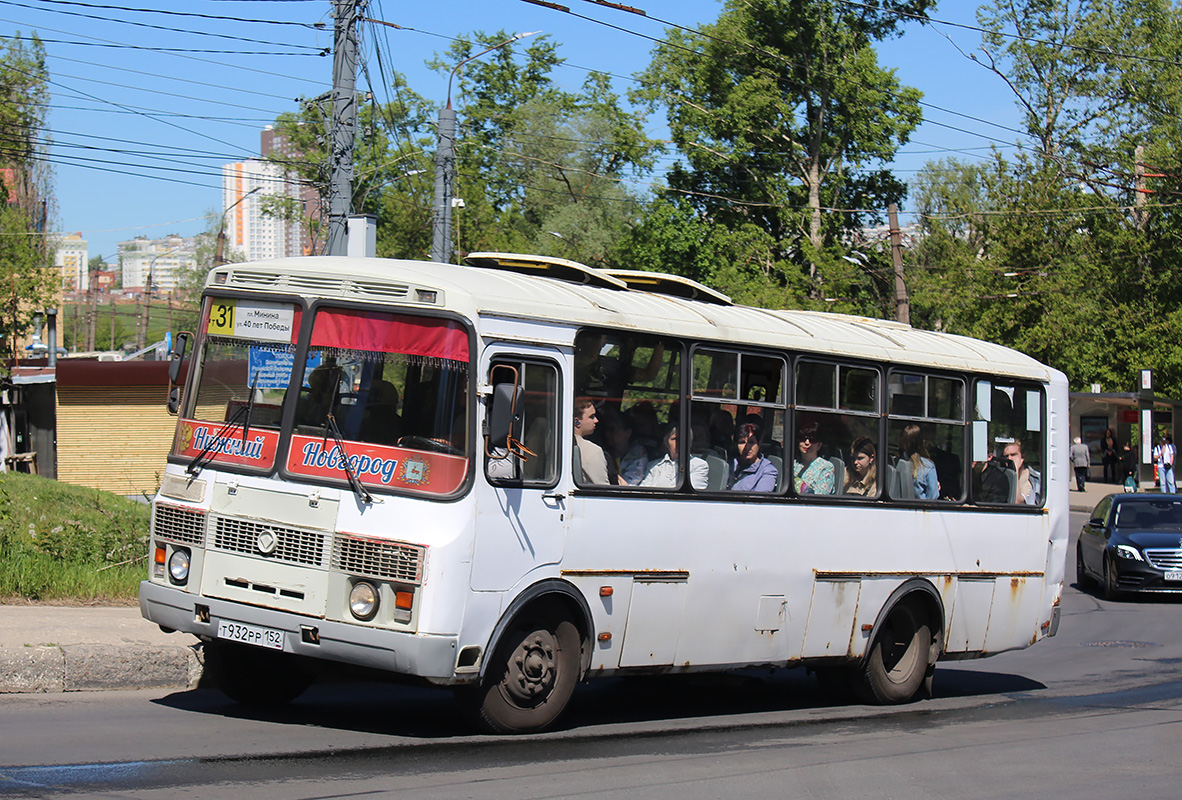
1166,571 -> 1182,582
217,620 -> 285,650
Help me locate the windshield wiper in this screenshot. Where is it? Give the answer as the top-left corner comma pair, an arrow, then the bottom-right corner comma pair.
324,413 -> 376,505
240,370 -> 260,448
187,372 -> 260,476
186,403 -> 249,476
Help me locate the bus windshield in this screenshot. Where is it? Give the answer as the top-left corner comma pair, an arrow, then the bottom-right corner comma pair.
175,299 -> 472,496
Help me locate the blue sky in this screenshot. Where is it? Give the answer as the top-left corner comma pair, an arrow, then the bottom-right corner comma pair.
2,0 -> 1031,263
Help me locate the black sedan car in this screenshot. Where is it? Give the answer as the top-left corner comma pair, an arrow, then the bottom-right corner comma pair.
1077,493 -> 1182,600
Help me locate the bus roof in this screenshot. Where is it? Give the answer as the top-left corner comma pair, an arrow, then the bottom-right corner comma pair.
209,256 -> 1054,382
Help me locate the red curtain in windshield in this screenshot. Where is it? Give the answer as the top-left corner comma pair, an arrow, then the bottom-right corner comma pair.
310,308 -> 469,361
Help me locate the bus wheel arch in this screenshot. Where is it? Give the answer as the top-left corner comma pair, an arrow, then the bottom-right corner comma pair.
854,579 -> 944,705
466,579 -> 593,733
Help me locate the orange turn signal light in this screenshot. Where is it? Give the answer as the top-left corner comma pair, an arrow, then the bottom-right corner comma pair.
154,545 -> 167,565
394,590 -> 414,610
599,586 -> 613,597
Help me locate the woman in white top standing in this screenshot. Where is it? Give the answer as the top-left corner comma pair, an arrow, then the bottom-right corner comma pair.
1154,434 -> 1176,494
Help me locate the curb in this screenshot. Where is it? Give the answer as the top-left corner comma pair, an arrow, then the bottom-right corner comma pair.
0,643 -> 203,694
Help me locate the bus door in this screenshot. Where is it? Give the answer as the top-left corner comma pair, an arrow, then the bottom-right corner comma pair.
472,352 -> 565,591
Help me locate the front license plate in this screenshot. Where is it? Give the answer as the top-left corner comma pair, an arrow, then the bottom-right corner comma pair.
1165,571 -> 1182,582
217,620 -> 285,650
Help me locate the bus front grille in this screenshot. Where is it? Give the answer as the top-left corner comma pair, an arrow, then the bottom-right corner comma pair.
152,504 -> 207,545
332,535 -> 424,585
213,517 -> 326,567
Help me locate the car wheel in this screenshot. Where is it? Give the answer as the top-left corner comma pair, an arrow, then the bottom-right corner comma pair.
1076,545 -> 1096,590
1103,557 -> 1124,602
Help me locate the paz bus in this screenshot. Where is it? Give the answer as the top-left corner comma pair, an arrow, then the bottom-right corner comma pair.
140,252 -> 1067,733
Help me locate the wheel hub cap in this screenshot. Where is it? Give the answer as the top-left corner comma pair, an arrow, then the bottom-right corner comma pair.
505,631 -> 558,703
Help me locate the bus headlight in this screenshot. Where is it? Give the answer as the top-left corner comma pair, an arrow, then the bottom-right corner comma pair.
168,548 -> 191,583
349,581 -> 379,621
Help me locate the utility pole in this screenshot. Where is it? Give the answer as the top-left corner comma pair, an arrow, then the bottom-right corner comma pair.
325,0 -> 359,257
1134,144 -> 1147,232
431,103 -> 456,264
888,203 -> 911,325
431,32 -> 538,264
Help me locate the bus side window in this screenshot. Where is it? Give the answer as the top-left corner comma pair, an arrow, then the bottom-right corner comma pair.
971,381 -> 1045,506
486,360 -> 559,485
794,360 -> 882,499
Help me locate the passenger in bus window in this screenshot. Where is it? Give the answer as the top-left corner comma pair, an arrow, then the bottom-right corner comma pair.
899,423 -> 940,500
640,425 -> 708,489
573,398 -> 611,484
729,422 -> 777,492
1003,439 -> 1042,504
598,407 -> 646,485
844,437 -> 878,497
793,421 -> 835,495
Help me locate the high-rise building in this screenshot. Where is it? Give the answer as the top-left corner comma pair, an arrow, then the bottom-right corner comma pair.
117,234 -> 198,295
52,232 -> 89,292
220,126 -> 321,262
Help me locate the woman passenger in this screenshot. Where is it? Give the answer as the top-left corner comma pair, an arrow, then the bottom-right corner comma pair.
793,420 -> 835,495
844,436 -> 877,496
899,423 -> 939,499
729,421 -> 778,492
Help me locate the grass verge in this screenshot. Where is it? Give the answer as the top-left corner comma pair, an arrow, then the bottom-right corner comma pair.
0,471 -> 149,604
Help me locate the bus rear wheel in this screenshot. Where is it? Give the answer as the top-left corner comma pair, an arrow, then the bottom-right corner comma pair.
470,611 -> 581,734
854,598 -> 932,705
203,640 -> 313,707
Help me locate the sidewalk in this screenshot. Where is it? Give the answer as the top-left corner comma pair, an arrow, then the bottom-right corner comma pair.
0,605 -> 201,694
0,479 -> 1145,697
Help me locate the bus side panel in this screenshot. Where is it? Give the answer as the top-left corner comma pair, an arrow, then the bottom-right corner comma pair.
944,577 -> 995,654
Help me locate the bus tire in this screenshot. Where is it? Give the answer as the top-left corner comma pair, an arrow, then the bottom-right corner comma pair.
854,597 -> 932,705
471,610 -> 581,734
203,640 -> 313,707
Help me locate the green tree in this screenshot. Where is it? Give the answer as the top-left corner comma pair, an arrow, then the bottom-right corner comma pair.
0,32 -> 58,364
635,0 -> 931,296
432,32 -> 660,265
269,71 -> 436,259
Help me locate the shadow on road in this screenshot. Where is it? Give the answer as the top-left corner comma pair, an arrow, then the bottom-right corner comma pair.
151,660 -> 1048,739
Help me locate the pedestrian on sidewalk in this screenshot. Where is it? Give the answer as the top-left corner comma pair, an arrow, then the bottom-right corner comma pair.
1122,441 -> 1138,492
1154,434 -> 1176,493
1102,428 -> 1119,483
1069,436 -> 1090,492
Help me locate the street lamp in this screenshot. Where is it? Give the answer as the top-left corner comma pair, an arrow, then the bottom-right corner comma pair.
431,31 -> 539,264
215,186 -> 262,266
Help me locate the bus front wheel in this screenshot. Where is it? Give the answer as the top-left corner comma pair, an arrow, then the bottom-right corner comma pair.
854,598 -> 933,705
470,611 -> 581,734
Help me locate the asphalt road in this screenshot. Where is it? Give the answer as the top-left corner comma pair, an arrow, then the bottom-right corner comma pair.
3,509 -> 1182,799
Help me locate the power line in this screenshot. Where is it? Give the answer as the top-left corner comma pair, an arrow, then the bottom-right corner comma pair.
0,0 -> 328,52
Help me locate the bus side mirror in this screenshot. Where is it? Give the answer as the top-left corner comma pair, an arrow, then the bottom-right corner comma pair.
487,381 -> 523,450
167,332 -> 191,414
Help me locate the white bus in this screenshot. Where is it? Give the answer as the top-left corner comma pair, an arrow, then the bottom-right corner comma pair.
140,253 -> 1067,733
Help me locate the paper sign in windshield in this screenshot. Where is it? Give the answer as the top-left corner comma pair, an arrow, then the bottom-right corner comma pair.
286,434 -> 467,495
207,300 -> 295,343
175,419 -> 281,470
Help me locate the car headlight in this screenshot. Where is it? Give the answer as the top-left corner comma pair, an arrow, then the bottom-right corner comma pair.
1115,544 -> 1144,561
168,548 -> 191,583
349,581 -> 379,621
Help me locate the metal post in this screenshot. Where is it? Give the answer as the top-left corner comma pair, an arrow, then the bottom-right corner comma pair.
431,105 -> 456,264
325,0 -> 359,257
888,203 -> 910,325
